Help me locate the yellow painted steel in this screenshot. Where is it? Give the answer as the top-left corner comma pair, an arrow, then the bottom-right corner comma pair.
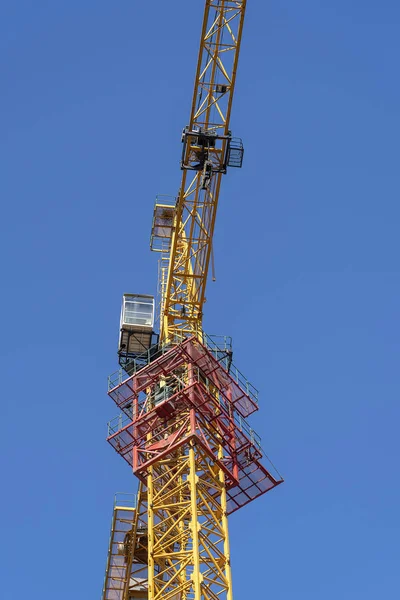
160,0 -> 247,345
102,495 -> 149,600
105,3 -> 248,600
102,501 -> 136,600
138,439 -> 233,600
145,2 -> 247,599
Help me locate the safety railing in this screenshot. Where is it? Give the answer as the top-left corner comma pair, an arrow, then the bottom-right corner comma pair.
108,413 -> 132,437
109,340 -> 174,389
108,331 -> 258,407
114,492 -> 137,509
204,332 -> 232,354
228,363 -> 258,405
108,392 -> 262,456
234,411 -> 262,452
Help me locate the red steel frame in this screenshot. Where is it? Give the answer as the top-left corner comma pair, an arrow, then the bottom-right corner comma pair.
107,337 -> 282,515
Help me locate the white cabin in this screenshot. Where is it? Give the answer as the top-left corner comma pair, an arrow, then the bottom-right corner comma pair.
119,294 -> 155,356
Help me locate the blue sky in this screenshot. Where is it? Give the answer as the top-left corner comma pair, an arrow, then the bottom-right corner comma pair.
1,1 -> 399,598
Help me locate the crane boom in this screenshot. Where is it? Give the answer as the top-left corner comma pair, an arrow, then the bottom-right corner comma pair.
160,0 -> 246,343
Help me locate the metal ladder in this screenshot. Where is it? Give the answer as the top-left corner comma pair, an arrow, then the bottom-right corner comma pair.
102,495 -> 136,600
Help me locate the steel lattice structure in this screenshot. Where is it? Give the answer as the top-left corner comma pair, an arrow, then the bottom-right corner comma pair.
102,3 -> 283,600
160,0 -> 247,343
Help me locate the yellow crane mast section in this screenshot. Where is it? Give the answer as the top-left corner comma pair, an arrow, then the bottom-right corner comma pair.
158,0 -> 246,344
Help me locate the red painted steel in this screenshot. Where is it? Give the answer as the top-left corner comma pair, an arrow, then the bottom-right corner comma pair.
107,337 -> 282,514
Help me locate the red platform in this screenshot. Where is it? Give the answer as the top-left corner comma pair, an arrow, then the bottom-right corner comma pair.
107,337 -> 283,514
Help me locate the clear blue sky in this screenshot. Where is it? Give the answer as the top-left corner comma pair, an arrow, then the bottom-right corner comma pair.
1,1 -> 399,598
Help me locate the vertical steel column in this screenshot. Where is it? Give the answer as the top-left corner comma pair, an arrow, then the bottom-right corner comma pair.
219,447 -> 233,600
189,440 -> 202,598
147,469 -> 155,600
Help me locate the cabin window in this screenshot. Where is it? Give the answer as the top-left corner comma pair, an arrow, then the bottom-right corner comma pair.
123,296 -> 154,328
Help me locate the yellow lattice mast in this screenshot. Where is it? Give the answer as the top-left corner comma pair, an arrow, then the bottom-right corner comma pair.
102,3 -> 283,600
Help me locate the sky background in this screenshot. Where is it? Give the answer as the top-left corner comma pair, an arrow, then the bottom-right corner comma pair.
1,1 -> 399,598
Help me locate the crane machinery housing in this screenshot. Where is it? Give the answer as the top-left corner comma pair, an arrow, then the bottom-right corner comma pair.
102,2 -> 283,599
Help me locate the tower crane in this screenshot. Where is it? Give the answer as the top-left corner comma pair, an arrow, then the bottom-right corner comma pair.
102,2 -> 283,599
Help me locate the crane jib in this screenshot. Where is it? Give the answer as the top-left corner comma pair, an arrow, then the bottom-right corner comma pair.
160,0 -> 247,345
